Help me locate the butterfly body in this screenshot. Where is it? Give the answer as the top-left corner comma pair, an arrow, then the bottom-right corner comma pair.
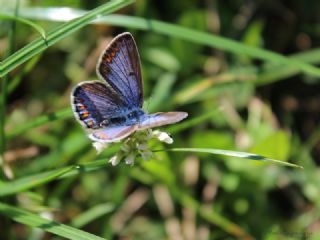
71,33 -> 187,143
102,108 -> 145,127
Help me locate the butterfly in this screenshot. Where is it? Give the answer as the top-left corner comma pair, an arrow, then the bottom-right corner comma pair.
71,32 -> 188,143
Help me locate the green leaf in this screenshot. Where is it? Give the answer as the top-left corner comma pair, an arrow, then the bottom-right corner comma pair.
159,148 -> 302,168
0,13 -> 47,39
0,202 -> 106,240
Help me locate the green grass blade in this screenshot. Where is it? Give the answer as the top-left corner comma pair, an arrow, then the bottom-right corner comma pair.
0,166 -> 74,196
71,203 -> 115,228
0,159 -> 109,197
0,202 -> 106,240
8,54 -> 42,93
256,48 -> 320,85
7,108 -> 72,139
0,0 -> 134,77
0,13 -> 46,39
166,108 -> 221,134
147,73 -> 177,112
0,1 -> 19,178
160,148 -> 303,168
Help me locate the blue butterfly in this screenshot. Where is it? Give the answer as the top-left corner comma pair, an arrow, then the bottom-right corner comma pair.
71,32 -> 188,143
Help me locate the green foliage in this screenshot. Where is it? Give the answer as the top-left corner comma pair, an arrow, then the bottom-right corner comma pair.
0,0 -> 319,239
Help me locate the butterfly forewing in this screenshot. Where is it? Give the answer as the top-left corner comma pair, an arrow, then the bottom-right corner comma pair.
139,112 -> 188,130
71,81 -> 127,129
97,32 -> 143,108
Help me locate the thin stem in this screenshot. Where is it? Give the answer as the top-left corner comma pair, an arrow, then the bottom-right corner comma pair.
0,0 -> 19,179
1,3 -> 19,239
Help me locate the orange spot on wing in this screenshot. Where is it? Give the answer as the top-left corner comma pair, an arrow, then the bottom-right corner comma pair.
105,55 -> 112,63
103,46 -> 120,64
81,112 -> 89,118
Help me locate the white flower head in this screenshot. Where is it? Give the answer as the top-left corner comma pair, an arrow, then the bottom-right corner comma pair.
124,152 -> 136,165
99,129 -> 175,166
93,142 -> 109,154
152,130 -> 173,144
109,154 -> 121,166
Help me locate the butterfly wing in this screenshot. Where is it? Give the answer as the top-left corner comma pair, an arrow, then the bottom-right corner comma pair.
71,81 -> 128,129
138,112 -> 188,130
89,125 -> 138,143
97,32 -> 143,108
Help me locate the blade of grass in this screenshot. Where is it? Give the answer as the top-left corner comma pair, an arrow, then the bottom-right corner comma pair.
0,2 -> 20,237
0,159 -> 112,197
157,148 -> 303,168
147,72 -> 177,112
166,108 -> 221,134
0,166 -> 75,196
0,202 -> 106,240
0,0 -> 134,77
0,0 -> 19,179
256,48 -> 320,85
71,203 -> 115,228
7,108 -> 72,139
8,54 -> 43,94
0,13 -> 46,39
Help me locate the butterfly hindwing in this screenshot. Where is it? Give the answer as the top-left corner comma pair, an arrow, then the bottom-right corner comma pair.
89,125 -> 138,143
97,32 -> 143,108
71,81 -> 128,129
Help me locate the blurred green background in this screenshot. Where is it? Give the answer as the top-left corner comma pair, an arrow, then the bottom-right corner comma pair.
1,0 -> 320,239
